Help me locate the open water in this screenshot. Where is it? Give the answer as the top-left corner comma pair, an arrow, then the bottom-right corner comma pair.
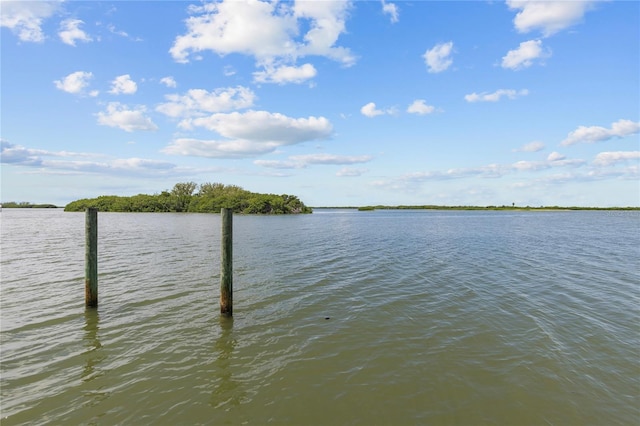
1,208 -> 638,425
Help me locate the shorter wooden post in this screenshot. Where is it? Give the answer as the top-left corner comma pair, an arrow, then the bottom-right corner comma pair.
85,208 -> 98,307
220,208 -> 233,316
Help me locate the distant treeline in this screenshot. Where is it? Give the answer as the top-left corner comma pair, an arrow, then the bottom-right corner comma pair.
354,205 -> 640,211
64,182 -> 312,214
2,202 -> 58,208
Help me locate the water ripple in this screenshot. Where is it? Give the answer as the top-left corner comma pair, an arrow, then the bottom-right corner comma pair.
1,209 -> 639,425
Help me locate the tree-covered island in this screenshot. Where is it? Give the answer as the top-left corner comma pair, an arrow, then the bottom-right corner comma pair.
64,182 -> 312,214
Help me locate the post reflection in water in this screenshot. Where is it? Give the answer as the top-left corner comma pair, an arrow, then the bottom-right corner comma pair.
209,317 -> 242,410
81,308 -> 103,383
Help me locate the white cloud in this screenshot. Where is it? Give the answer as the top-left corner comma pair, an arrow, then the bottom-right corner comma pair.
547,151 -> 566,162
465,89 -> 529,103
507,0 -> 601,37
516,154 -> 585,170
423,41 -> 454,73
163,138 -> 279,159
96,102 -> 158,132
170,0 -> 354,69
561,119 -> 640,146
255,153 -> 372,169
104,23 -> 142,41
157,86 -> 256,119
253,63 -> 317,84
58,18 -> 92,46
0,1 -> 61,42
163,110 -> 333,159
289,153 -> 372,165
1,140 -> 179,177
184,110 -> 333,143
109,74 -> 138,95
407,99 -> 435,115
336,167 -> 368,177
54,71 -> 96,95
381,1 -> 399,23
253,159 -> 303,169
593,151 -> 640,166
160,76 -> 177,88
373,154 -> 589,193
106,23 -> 128,38
360,102 -> 385,118
502,39 -> 550,70
511,160 -> 549,171
515,141 -> 545,152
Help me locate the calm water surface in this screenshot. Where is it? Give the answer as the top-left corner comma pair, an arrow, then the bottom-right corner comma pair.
1,208 -> 638,425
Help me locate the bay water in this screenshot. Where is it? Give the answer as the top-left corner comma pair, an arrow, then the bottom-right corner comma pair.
1,208 -> 638,425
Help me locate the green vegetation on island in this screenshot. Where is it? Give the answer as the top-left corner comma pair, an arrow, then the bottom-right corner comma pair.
64,182 -> 312,214
1,202 -> 59,208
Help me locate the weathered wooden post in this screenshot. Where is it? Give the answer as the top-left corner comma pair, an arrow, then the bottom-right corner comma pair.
220,208 -> 233,316
85,208 -> 98,307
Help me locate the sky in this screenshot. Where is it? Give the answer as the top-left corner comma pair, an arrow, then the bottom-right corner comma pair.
1,0 -> 639,207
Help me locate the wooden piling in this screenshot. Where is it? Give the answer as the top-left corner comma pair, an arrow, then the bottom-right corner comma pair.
220,208 -> 233,316
85,208 -> 98,307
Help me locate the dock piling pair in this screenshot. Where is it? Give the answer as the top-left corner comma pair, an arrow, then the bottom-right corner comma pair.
84,208 -> 233,316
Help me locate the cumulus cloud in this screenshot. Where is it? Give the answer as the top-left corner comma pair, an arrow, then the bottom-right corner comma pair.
407,99 -> 435,115
465,89 -> 529,103
54,71 -> 97,96
96,102 -> 158,132
184,110 -> 332,142
561,119 -> 640,146
515,141 -> 545,152
109,74 -> 138,95
507,0 -> 601,37
381,0 -> 399,23
170,0 -> 293,63
360,102 -> 397,118
502,39 -> 550,70
593,151 -> 640,166
423,41 -> 454,73
58,18 -> 92,46
253,63 -> 317,84
160,76 -> 177,88
163,110 -> 333,159
0,1 -> 61,42
157,86 -> 256,119
360,102 -> 385,118
170,0 -> 354,70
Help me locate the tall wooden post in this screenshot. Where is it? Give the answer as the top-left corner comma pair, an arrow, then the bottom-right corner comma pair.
85,208 -> 98,307
220,208 -> 233,316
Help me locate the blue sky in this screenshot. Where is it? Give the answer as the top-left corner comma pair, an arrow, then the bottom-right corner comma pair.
1,0 -> 638,207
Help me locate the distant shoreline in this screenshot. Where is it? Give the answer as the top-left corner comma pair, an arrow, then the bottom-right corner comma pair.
315,205 -> 640,211
1,202 -> 59,209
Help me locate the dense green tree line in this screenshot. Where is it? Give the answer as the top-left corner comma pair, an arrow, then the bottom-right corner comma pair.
63,182 -> 312,214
